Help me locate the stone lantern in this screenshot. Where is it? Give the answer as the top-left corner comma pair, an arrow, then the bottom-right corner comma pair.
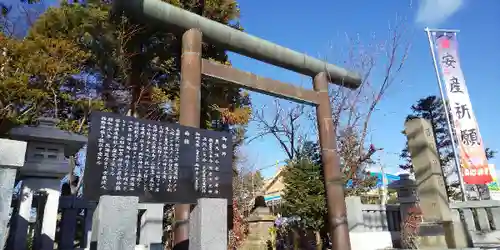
8,117 -> 87,178
388,174 -> 418,223
7,117 -> 87,250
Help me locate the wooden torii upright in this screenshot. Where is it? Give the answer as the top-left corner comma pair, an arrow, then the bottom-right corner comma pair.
115,0 -> 362,249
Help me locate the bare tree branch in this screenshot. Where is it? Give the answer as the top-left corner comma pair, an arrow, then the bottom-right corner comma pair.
248,100 -> 309,160
326,13 -> 411,181
249,12 -> 411,186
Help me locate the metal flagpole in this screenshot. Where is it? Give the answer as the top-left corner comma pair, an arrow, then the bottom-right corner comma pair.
424,27 -> 467,201
426,28 -> 461,33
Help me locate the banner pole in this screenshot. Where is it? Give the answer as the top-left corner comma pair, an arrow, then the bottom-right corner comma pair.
426,28 -> 461,33
424,27 -> 468,201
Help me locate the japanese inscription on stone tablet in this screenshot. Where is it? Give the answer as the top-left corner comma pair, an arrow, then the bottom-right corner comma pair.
192,132 -> 229,195
84,112 -> 233,203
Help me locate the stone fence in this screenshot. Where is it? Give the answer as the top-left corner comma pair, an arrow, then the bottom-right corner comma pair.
5,179 -> 500,250
344,173 -> 500,249
241,195 -> 403,249
346,197 -> 402,232
345,196 -> 402,249
345,192 -> 500,249
449,200 -> 500,248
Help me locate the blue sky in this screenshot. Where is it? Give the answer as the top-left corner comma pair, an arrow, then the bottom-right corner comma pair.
231,0 -> 500,178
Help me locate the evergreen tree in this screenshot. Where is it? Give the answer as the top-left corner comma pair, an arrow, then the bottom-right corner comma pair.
281,141 -> 326,231
281,141 -> 377,231
0,20 -> 102,135
399,96 -> 453,171
2,0 -> 252,173
281,157 -> 326,231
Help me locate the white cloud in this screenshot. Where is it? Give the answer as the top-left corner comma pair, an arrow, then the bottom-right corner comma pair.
415,0 -> 464,26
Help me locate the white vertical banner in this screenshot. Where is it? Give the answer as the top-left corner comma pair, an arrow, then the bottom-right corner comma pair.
432,31 -> 492,184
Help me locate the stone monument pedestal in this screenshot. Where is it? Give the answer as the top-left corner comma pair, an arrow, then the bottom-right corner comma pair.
189,198 -> 228,250
138,203 -> 164,249
417,221 -> 448,248
90,195 -> 139,250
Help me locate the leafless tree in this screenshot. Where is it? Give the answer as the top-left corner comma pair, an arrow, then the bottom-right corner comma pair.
250,100 -> 311,161
231,149 -> 267,212
249,13 -> 411,184
328,13 -> 411,181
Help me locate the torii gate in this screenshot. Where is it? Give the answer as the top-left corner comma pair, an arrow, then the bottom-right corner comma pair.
115,1 -> 362,249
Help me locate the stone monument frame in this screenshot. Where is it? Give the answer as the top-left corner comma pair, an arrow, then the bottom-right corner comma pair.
115,0 -> 363,249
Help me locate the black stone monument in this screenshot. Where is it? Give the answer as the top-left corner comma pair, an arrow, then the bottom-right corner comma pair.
83,112 -> 233,203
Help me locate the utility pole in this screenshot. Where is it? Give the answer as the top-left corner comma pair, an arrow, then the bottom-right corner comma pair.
380,162 -> 388,206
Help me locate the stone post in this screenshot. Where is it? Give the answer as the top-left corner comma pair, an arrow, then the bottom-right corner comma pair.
10,183 -> 33,250
405,118 -> 450,222
38,179 -> 62,249
138,203 -> 164,249
189,198 -> 227,250
90,195 -> 139,250
345,196 -> 365,232
0,139 -> 27,250
404,118 -> 468,248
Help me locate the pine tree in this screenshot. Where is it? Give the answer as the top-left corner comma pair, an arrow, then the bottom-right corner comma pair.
399,96 -> 453,172
281,141 -> 377,231
281,158 -> 327,231
0,23 -> 104,135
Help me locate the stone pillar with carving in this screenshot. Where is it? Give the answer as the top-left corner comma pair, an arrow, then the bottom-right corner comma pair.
404,118 -> 468,248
